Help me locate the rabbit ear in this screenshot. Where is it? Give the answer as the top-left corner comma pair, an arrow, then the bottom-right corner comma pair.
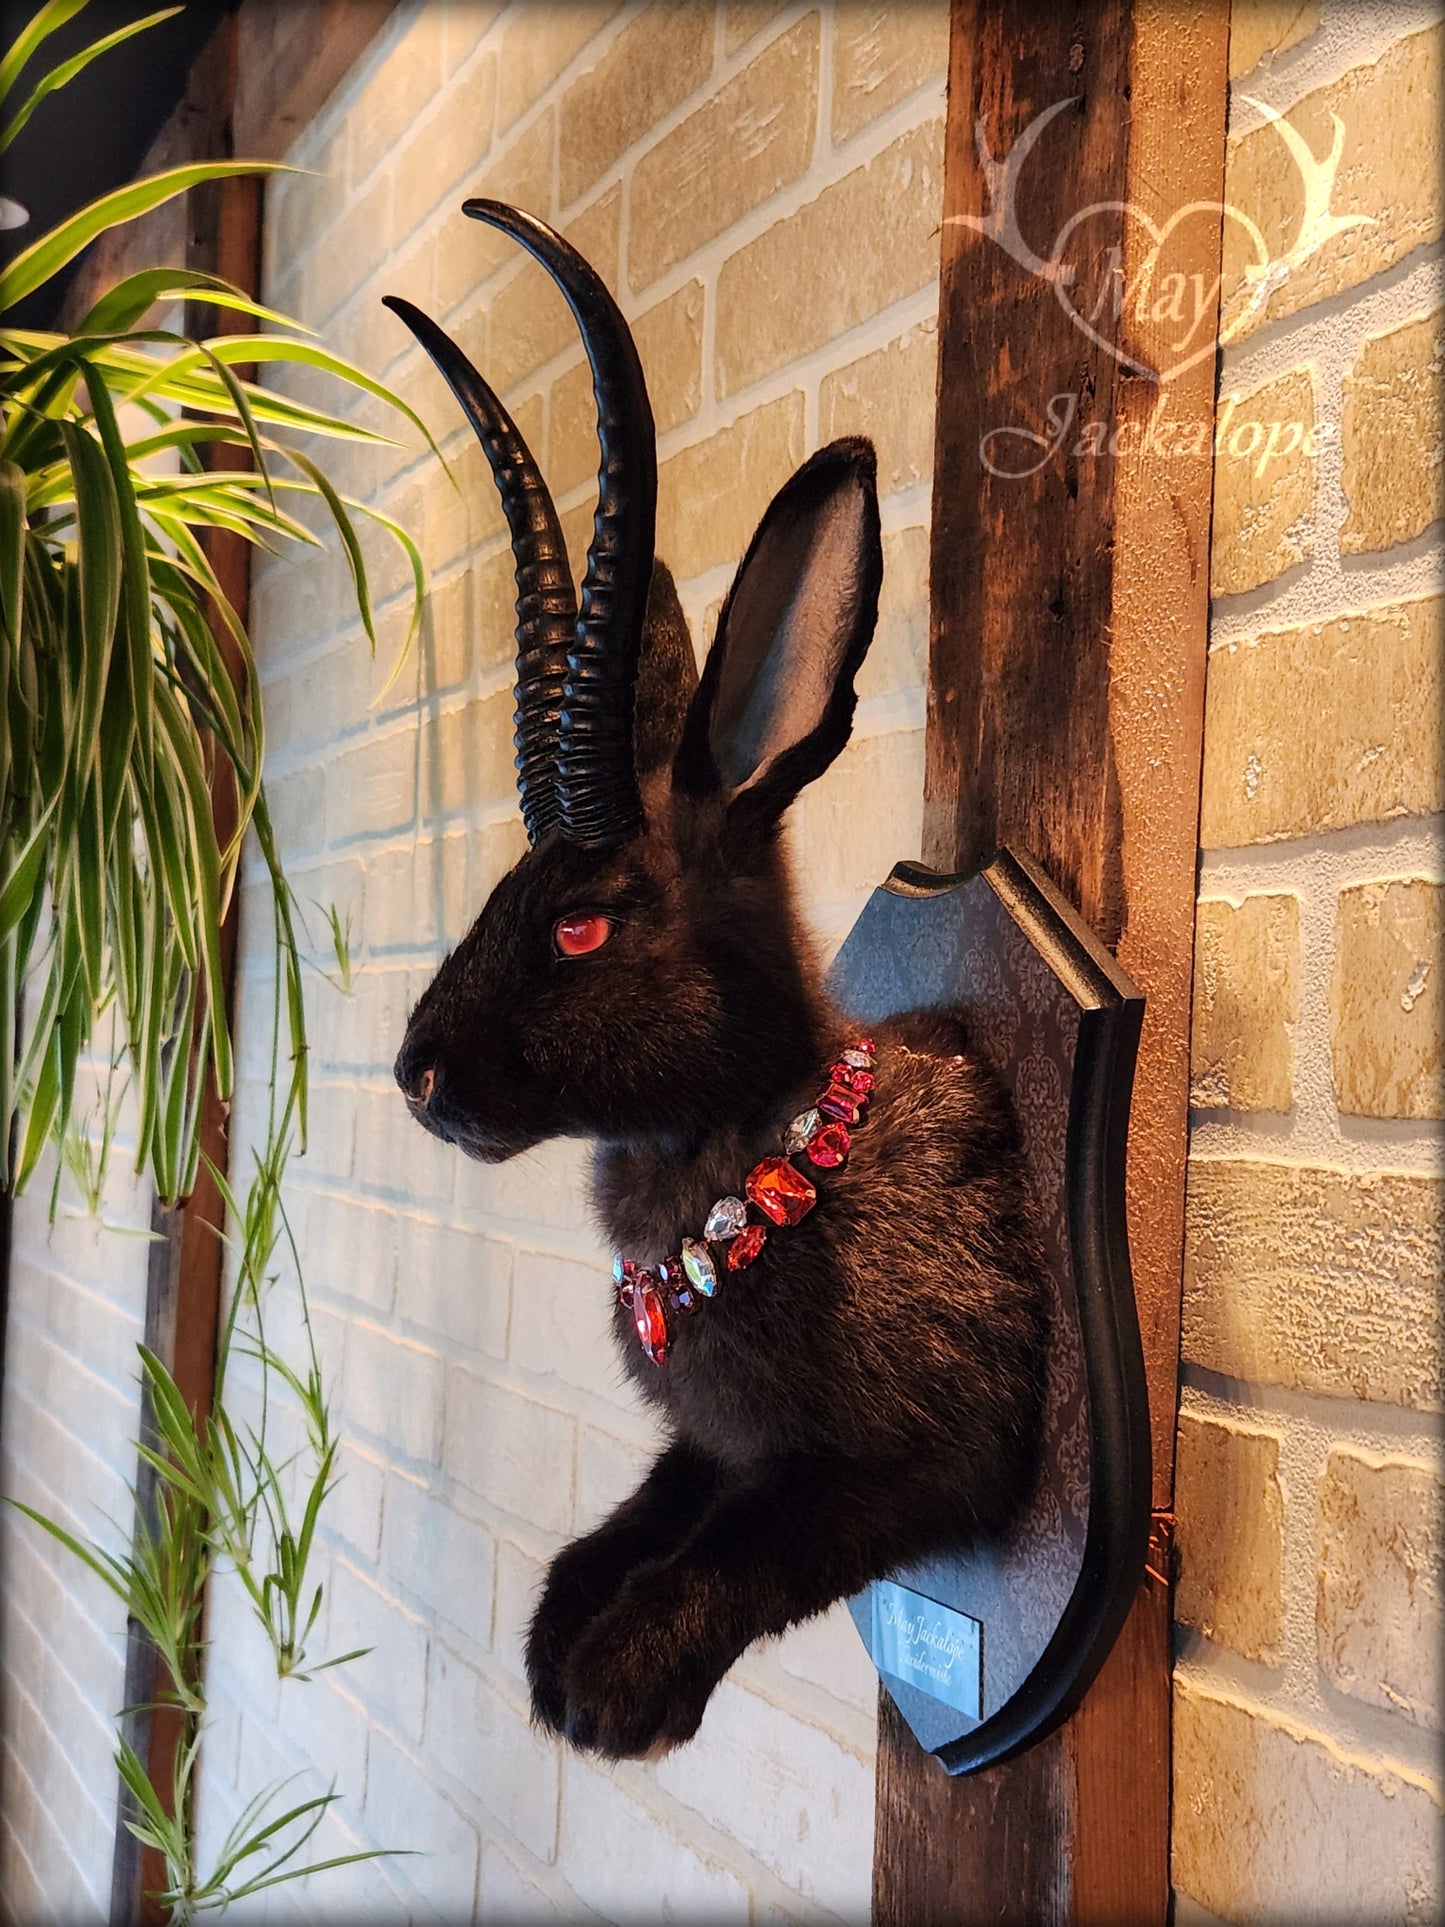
634,560 -> 698,779
673,438 -> 881,839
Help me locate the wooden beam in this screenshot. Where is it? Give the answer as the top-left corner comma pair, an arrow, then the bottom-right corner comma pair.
874,2 -> 1229,1919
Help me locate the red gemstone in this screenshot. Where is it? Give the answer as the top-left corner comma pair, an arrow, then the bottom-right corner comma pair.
818,1083 -> 861,1123
746,1156 -> 817,1226
726,1223 -> 767,1269
806,1122 -> 850,1167
633,1279 -> 669,1365
853,1039 -> 876,1056
830,1062 -> 875,1095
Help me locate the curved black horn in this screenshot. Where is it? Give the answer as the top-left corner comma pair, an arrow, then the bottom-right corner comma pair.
383,294 -> 574,846
463,200 -> 656,849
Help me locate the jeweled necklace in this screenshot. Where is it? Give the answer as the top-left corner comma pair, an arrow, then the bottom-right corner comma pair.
614,1040 -> 877,1366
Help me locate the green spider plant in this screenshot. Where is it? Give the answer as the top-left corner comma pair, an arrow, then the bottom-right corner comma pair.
2,1 -> 431,1912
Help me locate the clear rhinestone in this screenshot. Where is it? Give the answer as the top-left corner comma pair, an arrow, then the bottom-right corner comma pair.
681,1237 -> 719,1297
842,1048 -> 874,1069
704,1196 -> 748,1241
784,1108 -> 820,1153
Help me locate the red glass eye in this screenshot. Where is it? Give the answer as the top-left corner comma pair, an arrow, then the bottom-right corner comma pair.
554,913 -> 613,957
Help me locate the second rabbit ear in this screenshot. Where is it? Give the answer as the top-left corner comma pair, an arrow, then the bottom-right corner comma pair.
674,438 -> 882,843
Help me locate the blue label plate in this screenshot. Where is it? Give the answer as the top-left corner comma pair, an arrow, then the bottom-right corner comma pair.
870,1581 -> 982,1720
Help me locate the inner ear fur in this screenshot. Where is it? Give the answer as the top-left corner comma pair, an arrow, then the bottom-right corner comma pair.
633,560 -> 698,779
672,438 -> 882,841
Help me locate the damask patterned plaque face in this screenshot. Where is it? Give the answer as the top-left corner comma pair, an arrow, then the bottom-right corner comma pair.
831,848 -> 1149,1776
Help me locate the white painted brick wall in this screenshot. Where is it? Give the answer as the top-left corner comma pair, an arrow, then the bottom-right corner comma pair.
1,1056 -> 154,1922
192,2 -> 947,1918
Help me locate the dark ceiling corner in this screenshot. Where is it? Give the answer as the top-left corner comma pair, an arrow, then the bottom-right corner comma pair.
1,0 -> 237,328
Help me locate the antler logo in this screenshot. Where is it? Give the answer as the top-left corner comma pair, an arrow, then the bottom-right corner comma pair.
951,96 -> 1372,384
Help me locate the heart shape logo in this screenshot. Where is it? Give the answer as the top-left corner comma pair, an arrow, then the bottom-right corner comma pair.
1048,198 -> 1274,383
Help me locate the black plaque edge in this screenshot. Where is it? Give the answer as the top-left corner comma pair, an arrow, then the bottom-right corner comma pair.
879,850 -> 1151,1776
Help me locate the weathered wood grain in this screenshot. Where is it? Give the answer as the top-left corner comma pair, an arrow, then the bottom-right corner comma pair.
879,0 -> 1228,1918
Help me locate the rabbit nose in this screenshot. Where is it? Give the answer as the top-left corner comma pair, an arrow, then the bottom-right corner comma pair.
394,1044 -> 436,1110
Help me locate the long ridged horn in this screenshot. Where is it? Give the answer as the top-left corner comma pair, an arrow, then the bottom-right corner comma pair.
382,294 -> 574,845
464,200 -> 656,850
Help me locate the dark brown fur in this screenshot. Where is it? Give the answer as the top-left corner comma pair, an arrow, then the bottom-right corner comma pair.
396,442 -> 1048,1757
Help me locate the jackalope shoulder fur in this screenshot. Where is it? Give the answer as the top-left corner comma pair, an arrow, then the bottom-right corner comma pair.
387,201 -> 1049,1759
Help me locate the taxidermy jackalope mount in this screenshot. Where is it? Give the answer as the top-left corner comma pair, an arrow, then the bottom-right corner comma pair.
386,202 -> 1049,1760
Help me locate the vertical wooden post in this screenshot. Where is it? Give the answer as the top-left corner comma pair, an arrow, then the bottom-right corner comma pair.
872,3 -> 1229,1920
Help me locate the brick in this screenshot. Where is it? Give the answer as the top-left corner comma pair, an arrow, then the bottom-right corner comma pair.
485,189 -> 622,394
436,110 -> 557,318
832,4 -> 949,143
393,51 -> 497,225
715,119 -> 945,399
365,1727 -> 481,1915
575,1421 -> 655,1532
1200,596 -> 1444,846
303,169 -> 392,326
345,1321 -> 444,1463
496,0 -> 624,133
1182,1159 -> 1443,1407
1190,893 -> 1299,1112
725,1 -> 788,56
546,356 -> 603,499
858,525 -> 928,703
509,1248 -> 639,1406
444,1371 -> 576,1533
427,565 -> 472,695
656,391 -> 805,581
347,10 -> 446,188
1331,878 -> 1443,1120
382,1469 -> 496,1644
1209,367 -> 1316,596
268,764 -> 327,857
422,691 -> 516,818
493,1536 -> 548,1689
1172,1678 -> 1443,1921
471,543 -> 533,676
326,731 -> 417,843
772,1599 -> 885,1721
398,1220 -> 512,1360
557,2 -> 714,208
1228,0 -> 1319,80
791,727 -> 924,903
1341,306 -> 1445,555
1174,1409 -> 1284,1663
426,1640 -> 561,1861
328,1559 -> 430,1743
560,1757 -> 750,1920
1318,1447 -> 1442,1731
628,16 -> 820,293
480,1840 -> 568,1919
326,1443 -> 386,1562
634,278 -> 705,435
819,315 -> 938,496
1220,22 -> 1445,338
656,1679 -> 873,1911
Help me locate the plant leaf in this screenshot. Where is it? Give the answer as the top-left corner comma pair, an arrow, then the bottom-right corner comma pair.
0,9 -> 183,154
0,161 -> 286,312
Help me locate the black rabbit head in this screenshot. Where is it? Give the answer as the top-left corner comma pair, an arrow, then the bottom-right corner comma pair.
387,204 -> 882,1162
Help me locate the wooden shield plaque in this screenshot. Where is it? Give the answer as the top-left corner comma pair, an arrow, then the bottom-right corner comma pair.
832,848 -> 1149,1775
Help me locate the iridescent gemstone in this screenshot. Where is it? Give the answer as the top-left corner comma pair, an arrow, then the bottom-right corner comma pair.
612,1253 -> 635,1284
681,1237 -> 719,1297
704,1195 -> 748,1241
784,1108 -> 821,1153
726,1223 -> 767,1269
746,1156 -> 816,1227
657,1255 -> 685,1290
817,1082 -> 861,1123
806,1122 -> 850,1167
842,1047 -> 874,1070
633,1278 -> 669,1365
668,1284 -> 697,1315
